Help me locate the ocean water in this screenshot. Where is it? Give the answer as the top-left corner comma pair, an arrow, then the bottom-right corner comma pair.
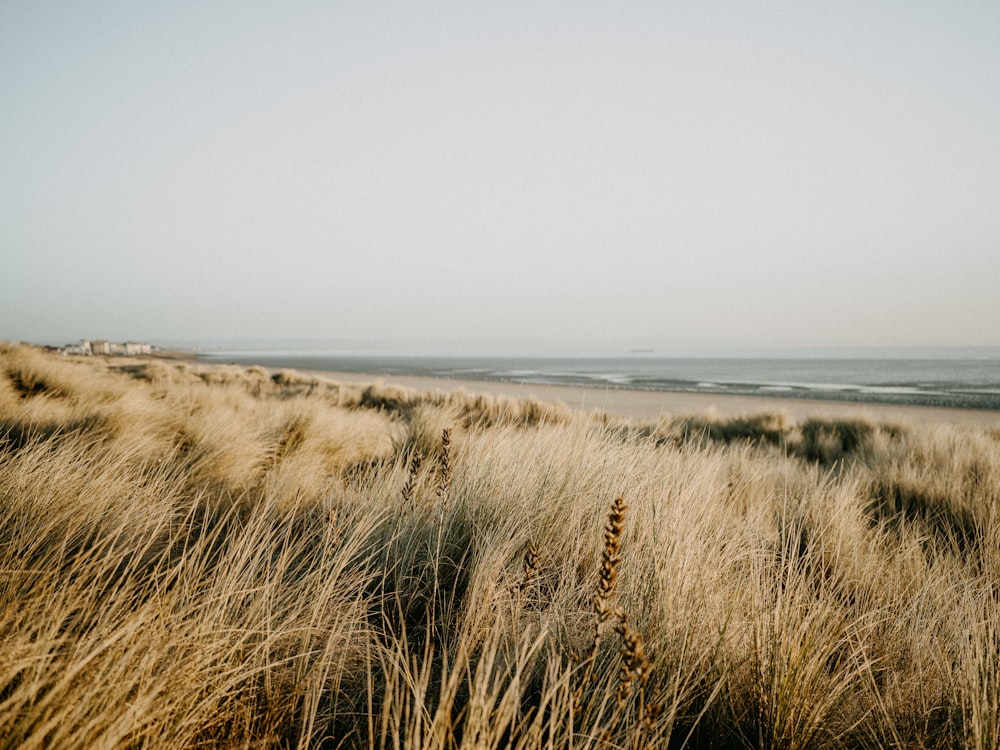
198,349 -> 1000,410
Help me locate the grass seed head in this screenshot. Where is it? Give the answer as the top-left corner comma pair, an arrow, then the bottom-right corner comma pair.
594,496 -> 627,621
615,614 -> 652,708
518,540 -> 541,595
436,428 -> 452,507
400,450 -> 423,510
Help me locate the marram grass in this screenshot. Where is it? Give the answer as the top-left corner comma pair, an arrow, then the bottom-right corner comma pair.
2,343 -> 1000,748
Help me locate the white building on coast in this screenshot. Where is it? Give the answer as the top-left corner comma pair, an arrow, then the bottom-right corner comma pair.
60,339 -> 153,356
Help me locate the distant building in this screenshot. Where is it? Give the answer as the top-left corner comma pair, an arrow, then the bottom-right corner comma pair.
61,339 -> 92,356
124,342 -> 152,356
61,339 -> 153,356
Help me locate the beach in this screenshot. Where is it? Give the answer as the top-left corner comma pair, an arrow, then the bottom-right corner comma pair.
292,367 -> 1000,427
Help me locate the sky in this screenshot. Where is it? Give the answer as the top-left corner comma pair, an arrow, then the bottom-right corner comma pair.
2,1 -> 999,351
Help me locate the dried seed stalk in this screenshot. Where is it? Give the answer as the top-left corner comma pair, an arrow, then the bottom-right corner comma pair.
436,428 -> 452,507
518,540 -> 540,595
576,496 -> 629,716
400,450 -> 423,511
594,496 -> 627,623
615,613 -> 651,708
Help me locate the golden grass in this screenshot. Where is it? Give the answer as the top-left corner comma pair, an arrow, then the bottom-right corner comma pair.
2,343 -> 1000,748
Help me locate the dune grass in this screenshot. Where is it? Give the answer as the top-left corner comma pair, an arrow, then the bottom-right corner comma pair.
2,343 -> 1000,748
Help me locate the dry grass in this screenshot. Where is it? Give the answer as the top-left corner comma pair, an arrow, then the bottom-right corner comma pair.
2,342 -> 1000,748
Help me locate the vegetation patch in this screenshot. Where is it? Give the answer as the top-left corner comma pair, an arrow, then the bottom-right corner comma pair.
1,344 -> 998,748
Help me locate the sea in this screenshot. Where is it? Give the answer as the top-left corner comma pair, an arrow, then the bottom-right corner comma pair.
197,346 -> 1000,411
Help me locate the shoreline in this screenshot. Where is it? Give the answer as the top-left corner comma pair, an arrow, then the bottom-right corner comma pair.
159,351 -> 1000,426
305,370 -> 1000,426
260,362 -> 1000,427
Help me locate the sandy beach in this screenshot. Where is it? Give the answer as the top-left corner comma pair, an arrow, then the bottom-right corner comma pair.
175,351 -> 1000,426
291,367 -> 1000,427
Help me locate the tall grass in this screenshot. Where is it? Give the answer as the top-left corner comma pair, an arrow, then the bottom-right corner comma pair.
2,343 -> 1000,748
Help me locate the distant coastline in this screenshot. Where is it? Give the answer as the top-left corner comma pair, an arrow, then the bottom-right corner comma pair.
197,350 -> 1000,410
195,349 -> 1000,423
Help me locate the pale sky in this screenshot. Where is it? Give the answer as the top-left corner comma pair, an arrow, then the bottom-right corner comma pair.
2,1 -> 998,350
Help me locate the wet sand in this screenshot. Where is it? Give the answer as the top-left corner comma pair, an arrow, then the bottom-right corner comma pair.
294,368 -> 1000,427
